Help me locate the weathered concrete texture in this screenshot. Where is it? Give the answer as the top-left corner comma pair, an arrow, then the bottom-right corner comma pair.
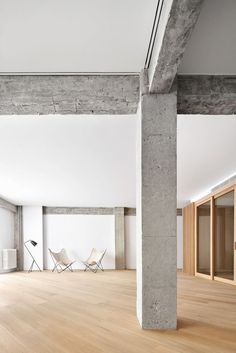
0,75 -> 139,115
177,208 -> 182,216
124,207 -> 136,216
43,207 -> 114,215
114,207 -> 125,270
0,197 -> 17,213
177,75 -> 236,114
14,206 -> 23,271
43,207 -> 136,216
137,90 -> 177,329
149,0 -> 204,93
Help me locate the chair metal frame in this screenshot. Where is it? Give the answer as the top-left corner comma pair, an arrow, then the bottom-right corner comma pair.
81,249 -> 106,273
49,248 -> 75,273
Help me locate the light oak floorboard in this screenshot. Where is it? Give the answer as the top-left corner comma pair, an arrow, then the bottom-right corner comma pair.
0,271 -> 235,353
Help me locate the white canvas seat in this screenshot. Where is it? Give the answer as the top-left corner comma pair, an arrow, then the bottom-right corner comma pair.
49,248 -> 75,273
81,248 -> 106,273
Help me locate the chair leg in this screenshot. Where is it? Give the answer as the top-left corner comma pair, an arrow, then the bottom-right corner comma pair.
58,263 -> 74,273
84,264 -> 93,272
55,264 -> 63,273
97,262 -> 104,271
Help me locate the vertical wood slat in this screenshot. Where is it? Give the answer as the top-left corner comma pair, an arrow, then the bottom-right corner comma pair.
183,203 -> 195,275
234,187 -> 236,285
210,197 -> 214,280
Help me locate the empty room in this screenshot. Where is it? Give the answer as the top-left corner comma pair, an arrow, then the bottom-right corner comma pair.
0,1 -> 236,353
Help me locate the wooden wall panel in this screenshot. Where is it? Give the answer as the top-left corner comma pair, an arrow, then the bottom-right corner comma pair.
183,203 -> 195,275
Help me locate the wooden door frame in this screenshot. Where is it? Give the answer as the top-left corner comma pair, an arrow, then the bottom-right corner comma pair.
194,184 -> 236,285
213,185 -> 236,285
195,196 -> 212,280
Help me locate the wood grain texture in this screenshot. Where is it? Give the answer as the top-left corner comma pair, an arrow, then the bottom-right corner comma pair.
183,203 -> 195,275
0,271 -> 235,353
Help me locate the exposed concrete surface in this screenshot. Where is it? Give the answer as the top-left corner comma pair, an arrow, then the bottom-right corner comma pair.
149,0 -> 204,93
0,75 -> 139,115
114,207 -> 125,270
43,207 -> 114,215
14,206 -> 23,271
124,207 -> 136,216
178,75 -> 236,114
0,197 -> 17,213
137,87 -> 177,329
43,207 -> 136,216
1,74 -> 236,115
177,208 -> 182,216
0,198 -> 22,270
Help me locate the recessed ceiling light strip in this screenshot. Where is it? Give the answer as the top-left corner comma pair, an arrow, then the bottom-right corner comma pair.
0,72 -> 139,76
144,0 -> 164,69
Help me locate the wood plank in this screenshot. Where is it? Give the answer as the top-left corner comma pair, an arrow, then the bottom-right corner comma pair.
234,186 -> 236,286
0,75 -> 139,115
183,203 -> 195,275
0,271 -> 235,353
149,0 -> 204,93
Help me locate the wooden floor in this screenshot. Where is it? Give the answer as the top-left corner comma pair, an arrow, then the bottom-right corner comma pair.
0,271 -> 235,353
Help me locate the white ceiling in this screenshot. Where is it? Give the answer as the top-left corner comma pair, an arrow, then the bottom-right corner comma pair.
177,115 -> 236,207
0,115 -> 136,207
1,115 -> 236,208
179,0 -> 236,74
0,0 -> 156,73
1,0 -> 236,74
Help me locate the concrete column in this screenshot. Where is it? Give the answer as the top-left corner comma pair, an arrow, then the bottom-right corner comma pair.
137,87 -> 177,329
114,207 -> 125,269
14,206 -> 24,271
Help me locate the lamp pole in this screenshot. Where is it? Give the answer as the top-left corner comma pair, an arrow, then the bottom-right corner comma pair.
24,240 -> 42,272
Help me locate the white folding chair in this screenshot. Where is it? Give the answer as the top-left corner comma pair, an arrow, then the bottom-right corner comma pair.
49,248 -> 75,273
81,248 -> 106,273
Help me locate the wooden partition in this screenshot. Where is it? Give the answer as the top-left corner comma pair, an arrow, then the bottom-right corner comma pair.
183,182 -> 236,285
183,203 -> 195,275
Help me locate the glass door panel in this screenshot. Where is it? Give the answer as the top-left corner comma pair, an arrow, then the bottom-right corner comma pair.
214,191 -> 234,281
197,201 -> 211,275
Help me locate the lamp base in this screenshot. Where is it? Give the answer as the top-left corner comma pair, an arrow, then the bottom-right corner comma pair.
28,259 -> 42,272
